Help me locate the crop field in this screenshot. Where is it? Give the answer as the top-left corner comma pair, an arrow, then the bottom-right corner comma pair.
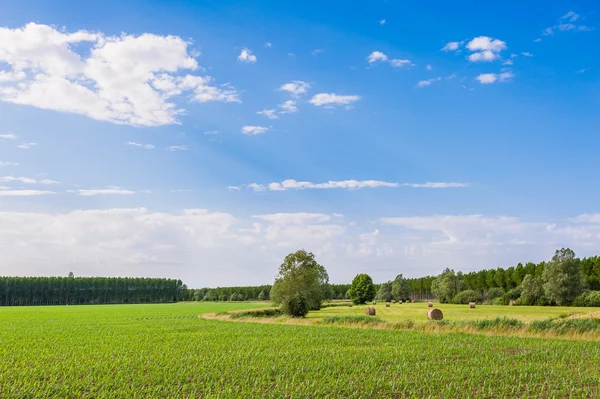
309,302 -> 598,322
2,302 -> 600,398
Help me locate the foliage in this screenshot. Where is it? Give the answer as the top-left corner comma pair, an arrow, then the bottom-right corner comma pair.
228,308 -> 283,319
572,291 -> 600,307
391,274 -> 411,301
348,274 -> 376,304
499,287 -> 522,305
229,293 -> 245,301
542,248 -> 586,306
257,291 -> 266,301
519,274 -> 546,305
485,287 -> 505,300
270,250 -> 329,317
376,281 -> 393,302
0,276 -> 185,306
431,268 -> 464,303
453,290 -> 483,304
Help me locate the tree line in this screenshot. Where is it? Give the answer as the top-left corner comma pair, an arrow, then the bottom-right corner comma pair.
0,276 -> 185,306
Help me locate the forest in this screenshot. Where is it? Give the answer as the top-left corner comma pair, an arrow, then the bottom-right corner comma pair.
0,276 -> 185,306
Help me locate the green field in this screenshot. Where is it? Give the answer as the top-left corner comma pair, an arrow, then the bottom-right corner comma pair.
2,302 -> 600,398
309,302 -> 598,322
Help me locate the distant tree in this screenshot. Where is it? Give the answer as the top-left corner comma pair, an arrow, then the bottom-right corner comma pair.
392,274 -> 411,301
257,291 -> 266,301
203,290 -> 216,301
270,250 -> 329,317
519,274 -> 545,305
431,268 -> 464,303
376,281 -> 393,302
348,274 -> 376,304
68,272 -> 74,278
344,290 -> 350,300
543,248 -> 586,306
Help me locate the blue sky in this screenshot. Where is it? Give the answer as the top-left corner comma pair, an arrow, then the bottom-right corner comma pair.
0,0 -> 599,286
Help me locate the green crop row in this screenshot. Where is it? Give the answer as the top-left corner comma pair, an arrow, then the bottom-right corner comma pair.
1,302 -> 599,398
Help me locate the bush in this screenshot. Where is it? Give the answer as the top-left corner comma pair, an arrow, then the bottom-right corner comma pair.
281,293 -> 310,317
485,287 -> 505,300
453,290 -> 483,304
229,308 -> 283,319
499,287 -> 522,305
573,291 -> 600,307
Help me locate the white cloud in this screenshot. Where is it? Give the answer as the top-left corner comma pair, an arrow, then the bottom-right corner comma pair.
204,130 -> 219,135
279,100 -> 297,114
239,179 -> 469,191
425,64 -> 432,71
257,109 -> 279,119
0,189 -> 54,196
503,60 -> 514,66
127,142 -> 155,149
476,71 -> 515,84
367,51 -> 388,63
441,41 -> 460,51
542,12 -> 594,37
521,52 -> 533,57
311,49 -> 324,56
265,42 -> 272,48
17,142 -> 37,149
379,19 -> 386,25
167,145 -> 187,151
0,23 -> 239,127
1,208 -> 599,286
389,59 -> 414,68
0,161 -> 19,167
562,11 -> 580,22
241,126 -> 268,135
416,77 -> 441,88
279,81 -> 310,97
76,188 -> 136,196
308,93 -> 360,107
39,179 -> 61,185
237,48 -> 257,63
466,36 -> 507,62
0,133 -> 18,140
0,176 -> 37,184
534,38 -> 542,43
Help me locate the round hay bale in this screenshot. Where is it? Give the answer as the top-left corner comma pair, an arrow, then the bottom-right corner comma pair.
385,302 -> 391,307
372,301 -> 376,305
427,308 -> 443,320
399,300 -> 403,304
411,300 -> 415,303
348,303 -> 353,307
469,302 -> 476,309
427,301 -> 433,308
391,300 -> 396,304
364,306 -> 376,316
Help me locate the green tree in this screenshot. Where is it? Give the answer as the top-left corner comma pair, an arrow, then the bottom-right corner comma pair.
542,248 -> 586,306
257,291 -> 266,301
376,281 -> 393,302
348,274 -> 376,304
519,274 -> 544,305
431,268 -> 464,303
270,250 -> 329,317
392,274 -> 411,301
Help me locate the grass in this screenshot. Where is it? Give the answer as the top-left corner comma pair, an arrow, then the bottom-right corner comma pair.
1,302 -> 600,397
309,301 -> 597,322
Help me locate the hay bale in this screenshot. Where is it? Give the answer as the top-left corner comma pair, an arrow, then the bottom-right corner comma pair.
427,302 -> 433,308
372,301 -> 377,305
391,300 -> 396,304
412,300 -> 415,303
509,300 -> 516,306
427,308 -> 443,320
348,303 -> 353,307
364,306 -> 376,316
469,302 -> 476,309
386,302 -> 391,307
399,300 -> 403,304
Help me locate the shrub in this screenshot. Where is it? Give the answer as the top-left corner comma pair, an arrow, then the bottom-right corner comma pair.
229,308 -> 283,319
485,287 -> 505,300
453,290 -> 483,304
499,287 -> 522,305
573,291 -> 600,307
281,293 -> 310,317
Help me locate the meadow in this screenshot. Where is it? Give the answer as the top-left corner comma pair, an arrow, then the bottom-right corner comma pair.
2,302 -> 600,398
